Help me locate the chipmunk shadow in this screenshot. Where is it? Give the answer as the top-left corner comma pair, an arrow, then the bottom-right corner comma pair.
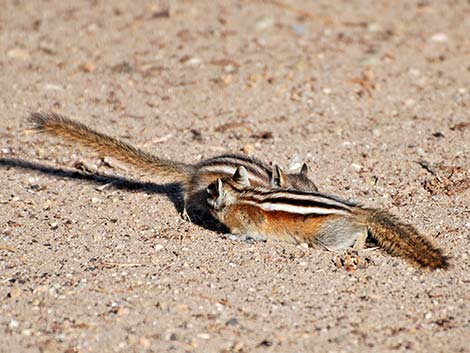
0,157 -> 225,233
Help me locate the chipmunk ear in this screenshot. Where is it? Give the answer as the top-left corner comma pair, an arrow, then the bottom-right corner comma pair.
216,178 -> 223,195
300,163 -> 309,176
207,179 -> 226,210
207,178 -> 223,198
287,155 -> 301,172
232,166 -> 250,187
271,164 -> 286,187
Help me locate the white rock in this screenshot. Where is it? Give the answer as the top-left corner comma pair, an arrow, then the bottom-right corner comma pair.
7,48 -> 30,60
430,33 -> 448,42
351,163 -> 362,172
256,17 -> 275,30
186,57 -> 202,66
197,333 -> 211,340
9,320 -> 19,329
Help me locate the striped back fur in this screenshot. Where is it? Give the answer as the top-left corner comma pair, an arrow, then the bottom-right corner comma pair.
195,154 -> 272,187
211,177 -> 355,217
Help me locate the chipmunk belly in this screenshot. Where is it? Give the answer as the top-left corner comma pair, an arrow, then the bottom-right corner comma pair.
219,198 -> 367,250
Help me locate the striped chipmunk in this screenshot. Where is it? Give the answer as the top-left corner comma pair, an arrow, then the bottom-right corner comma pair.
206,166 -> 450,270
29,112 -> 318,226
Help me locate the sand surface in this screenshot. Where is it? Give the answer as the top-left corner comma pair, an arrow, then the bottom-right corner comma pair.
1,1 -> 469,352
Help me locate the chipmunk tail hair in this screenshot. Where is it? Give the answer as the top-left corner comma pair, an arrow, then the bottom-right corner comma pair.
29,111 -> 195,184
356,208 -> 450,270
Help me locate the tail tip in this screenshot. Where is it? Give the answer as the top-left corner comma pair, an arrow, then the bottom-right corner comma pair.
423,254 -> 451,271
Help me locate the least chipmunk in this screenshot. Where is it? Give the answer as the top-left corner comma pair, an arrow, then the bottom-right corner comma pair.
206,166 -> 449,270
29,112 -> 318,225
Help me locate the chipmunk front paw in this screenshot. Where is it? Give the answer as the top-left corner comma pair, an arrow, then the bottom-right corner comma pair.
181,208 -> 192,222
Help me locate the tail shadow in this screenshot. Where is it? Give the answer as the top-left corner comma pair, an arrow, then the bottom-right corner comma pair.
1,157 -> 230,232
0,157 -> 195,223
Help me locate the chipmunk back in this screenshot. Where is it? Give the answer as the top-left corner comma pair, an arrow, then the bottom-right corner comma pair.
207,167 -> 449,270
29,112 -> 318,225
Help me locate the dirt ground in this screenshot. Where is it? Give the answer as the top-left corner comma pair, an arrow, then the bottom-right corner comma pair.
1,1 -> 469,352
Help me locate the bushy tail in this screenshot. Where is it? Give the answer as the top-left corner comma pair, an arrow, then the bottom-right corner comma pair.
29,112 -> 194,183
356,208 -> 449,270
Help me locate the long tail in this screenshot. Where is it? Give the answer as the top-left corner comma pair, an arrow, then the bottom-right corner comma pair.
29,112 -> 194,184
356,208 -> 449,270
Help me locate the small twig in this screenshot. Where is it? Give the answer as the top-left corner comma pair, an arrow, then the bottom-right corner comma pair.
0,244 -> 16,252
361,246 -> 380,252
315,267 -> 328,273
259,0 -> 335,24
100,261 -> 151,268
416,159 -> 442,182
139,133 -> 173,147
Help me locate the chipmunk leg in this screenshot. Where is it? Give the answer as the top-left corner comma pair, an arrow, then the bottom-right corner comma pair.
181,207 -> 192,222
352,228 -> 368,251
315,217 -> 367,251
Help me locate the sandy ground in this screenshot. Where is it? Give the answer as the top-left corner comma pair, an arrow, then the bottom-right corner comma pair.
1,1 -> 470,352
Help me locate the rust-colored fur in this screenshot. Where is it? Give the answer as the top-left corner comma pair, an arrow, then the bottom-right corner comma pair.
208,171 -> 449,270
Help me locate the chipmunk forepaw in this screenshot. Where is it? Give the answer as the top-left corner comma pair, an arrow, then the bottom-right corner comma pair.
226,233 -> 246,242
181,208 -> 192,222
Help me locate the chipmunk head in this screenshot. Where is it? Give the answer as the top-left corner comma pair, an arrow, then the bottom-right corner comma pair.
206,166 -> 250,211
271,163 -> 318,191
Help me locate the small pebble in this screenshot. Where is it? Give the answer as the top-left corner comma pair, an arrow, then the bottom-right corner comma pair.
223,65 -> 237,73
367,23 -> 382,33
9,320 -> 19,329
154,244 -> 164,251
186,57 -> 202,66
21,329 -> 32,336
409,68 -> 421,76
80,62 -> 96,73
91,197 -> 101,204
291,24 -> 304,36
430,33 -> 448,43
242,144 -> 254,155
43,84 -> 63,91
197,333 -> 211,340
139,337 -> 151,348
256,17 -> 275,30
351,163 -> 362,172
226,318 -> 239,326
7,48 -> 30,60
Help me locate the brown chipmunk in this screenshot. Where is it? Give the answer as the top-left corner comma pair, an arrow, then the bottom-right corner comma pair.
29,112 -> 318,226
206,166 -> 449,270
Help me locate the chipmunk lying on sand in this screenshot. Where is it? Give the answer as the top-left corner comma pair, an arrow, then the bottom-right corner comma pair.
206,167 -> 449,270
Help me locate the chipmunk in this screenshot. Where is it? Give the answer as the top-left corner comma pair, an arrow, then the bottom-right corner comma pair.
206,166 -> 449,270
29,112 -> 318,226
